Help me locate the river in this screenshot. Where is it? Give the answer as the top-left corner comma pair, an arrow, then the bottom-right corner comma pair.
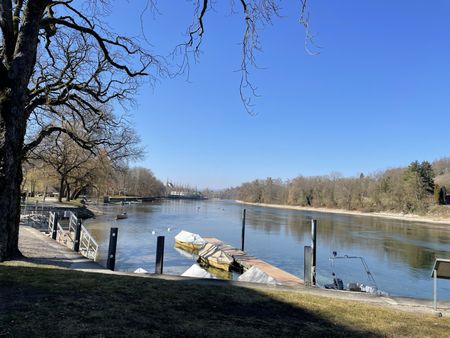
84,199 -> 450,300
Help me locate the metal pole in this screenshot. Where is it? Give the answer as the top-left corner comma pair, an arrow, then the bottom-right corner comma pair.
241,209 -> 246,251
304,246 -> 312,286
311,219 -> 317,286
155,236 -> 165,274
73,220 -> 82,252
434,269 -> 437,311
106,227 -> 118,271
51,213 -> 58,240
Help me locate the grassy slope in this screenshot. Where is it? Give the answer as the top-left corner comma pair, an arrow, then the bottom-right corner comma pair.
1,265 -> 449,337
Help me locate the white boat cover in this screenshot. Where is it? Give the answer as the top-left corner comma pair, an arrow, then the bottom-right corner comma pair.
175,230 -> 206,246
238,266 -> 278,285
134,267 -> 148,274
198,243 -> 233,264
181,263 -> 214,279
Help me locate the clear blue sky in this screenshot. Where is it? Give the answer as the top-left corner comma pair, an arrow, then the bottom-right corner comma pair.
108,1 -> 450,189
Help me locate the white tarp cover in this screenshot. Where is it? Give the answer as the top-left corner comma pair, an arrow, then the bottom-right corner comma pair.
238,266 -> 278,285
181,263 -> 214,279
198,243 -> 233,264
175,230 -> 206,246
134,268 -> 148,273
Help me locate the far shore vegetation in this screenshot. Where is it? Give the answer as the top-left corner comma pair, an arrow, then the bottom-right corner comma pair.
216,158 -> 450,218
25,157 -> 450,222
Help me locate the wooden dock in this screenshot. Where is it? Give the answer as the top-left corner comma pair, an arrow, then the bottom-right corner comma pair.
203,237 -> 304,287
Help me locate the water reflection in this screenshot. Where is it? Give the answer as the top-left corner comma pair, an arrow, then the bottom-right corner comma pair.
84,199 -> 450,299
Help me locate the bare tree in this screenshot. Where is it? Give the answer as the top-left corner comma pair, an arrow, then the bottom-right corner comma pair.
0,1 -> 158,260
0,0 -> 311,261
29,109 -> 142,202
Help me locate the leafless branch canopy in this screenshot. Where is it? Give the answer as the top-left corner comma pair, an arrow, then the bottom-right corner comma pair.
173,0 -> 315,114
1,0 -> 163,158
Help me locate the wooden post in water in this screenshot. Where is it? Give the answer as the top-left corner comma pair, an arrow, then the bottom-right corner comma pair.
311,219 -> 317,286
155,236 -> 165,274
241,209 -> 246,251
106,227 -> 118,271
73,220 -> 82,252
51,213 -> 58,240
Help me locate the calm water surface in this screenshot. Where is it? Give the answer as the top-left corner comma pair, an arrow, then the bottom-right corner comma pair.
85,199 -> 450,300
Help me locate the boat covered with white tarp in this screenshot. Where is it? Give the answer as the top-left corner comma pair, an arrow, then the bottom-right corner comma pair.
174,230 -> 206,252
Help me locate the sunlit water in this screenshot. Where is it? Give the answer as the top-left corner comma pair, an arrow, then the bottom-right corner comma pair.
84,199 -> 450,300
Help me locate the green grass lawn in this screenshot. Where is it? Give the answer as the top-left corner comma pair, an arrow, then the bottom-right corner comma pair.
1,264 -> 449,337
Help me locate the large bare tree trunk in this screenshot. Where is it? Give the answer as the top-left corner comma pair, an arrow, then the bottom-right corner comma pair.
0,0 -> 49,262
0,95 -> 27,261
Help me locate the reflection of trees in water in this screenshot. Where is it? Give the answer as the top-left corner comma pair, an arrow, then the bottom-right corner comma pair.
246,208 -> 450,270
246,208 -> 285,234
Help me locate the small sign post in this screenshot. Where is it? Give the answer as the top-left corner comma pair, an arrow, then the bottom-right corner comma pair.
431,258 -> 450,311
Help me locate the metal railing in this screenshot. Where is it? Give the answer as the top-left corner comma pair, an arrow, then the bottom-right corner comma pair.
47,210 -> 99,261
48,212 -> 56,234
80,224 -> 99,260
67,213 -> 78,242
56,222 -> 67,244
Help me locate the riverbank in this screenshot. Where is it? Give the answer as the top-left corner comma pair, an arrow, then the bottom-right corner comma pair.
2,224 -> 449,336
1,263 -> 449,337
236,200 -> 450,226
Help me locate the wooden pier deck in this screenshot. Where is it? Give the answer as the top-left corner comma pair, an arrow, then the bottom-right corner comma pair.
203,237 -> 304,287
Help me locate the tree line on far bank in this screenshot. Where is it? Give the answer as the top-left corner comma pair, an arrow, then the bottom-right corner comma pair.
23,156 -> 165,203
216,158 -> 450,214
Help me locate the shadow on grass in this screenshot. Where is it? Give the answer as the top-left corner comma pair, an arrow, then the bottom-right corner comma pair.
1,265 -> 381,337
17,256 -> 103,270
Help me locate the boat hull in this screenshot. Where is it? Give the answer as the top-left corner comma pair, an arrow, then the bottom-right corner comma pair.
175,240 -> 204,252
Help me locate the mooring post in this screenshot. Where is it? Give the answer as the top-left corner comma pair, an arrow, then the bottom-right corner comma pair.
51,213 -> 58,240
106,227 -> 118,271
155,236 -> 165,274
73,219 -> 82,252
433,269 -> 437,311
241,209 -> 246,251
304,245 -> 312,286
311,219 -> 317,286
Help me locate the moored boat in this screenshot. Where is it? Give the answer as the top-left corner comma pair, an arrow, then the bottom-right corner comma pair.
116,212 -> 128,220
324,252 -> 387,296
198,243 -> 234,271
174,230 -> 206,252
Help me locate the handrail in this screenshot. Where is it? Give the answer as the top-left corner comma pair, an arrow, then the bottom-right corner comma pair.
48,211 -> 55,234
80,224 -> 99,261
67,213 -> 78,242
47,210 -> 99,261
56,222 -> 66,244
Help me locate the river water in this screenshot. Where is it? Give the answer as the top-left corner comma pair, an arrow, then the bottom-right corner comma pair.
84,199 -> 450,300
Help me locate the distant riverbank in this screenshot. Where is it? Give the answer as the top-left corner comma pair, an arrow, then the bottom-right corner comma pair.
236,200 -> 450,226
